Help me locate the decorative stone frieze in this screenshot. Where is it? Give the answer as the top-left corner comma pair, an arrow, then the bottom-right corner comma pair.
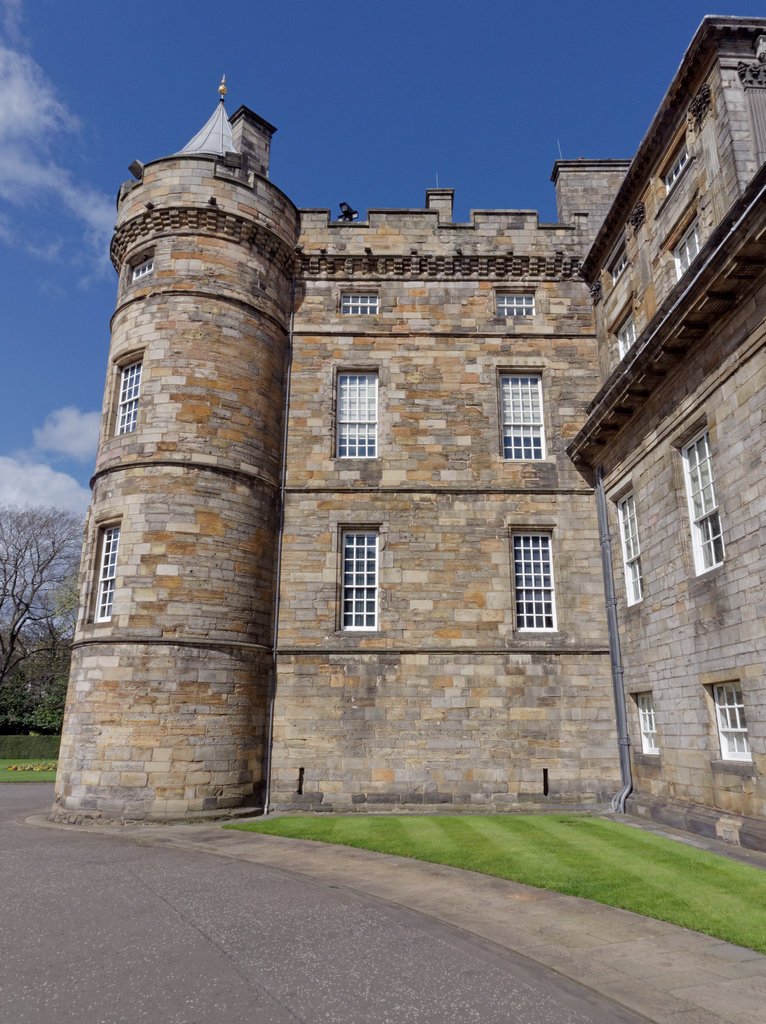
299,251 -> 583,281
110,205 -> 297,273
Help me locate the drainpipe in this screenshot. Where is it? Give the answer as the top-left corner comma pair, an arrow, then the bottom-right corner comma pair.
594,465 -> 633,812
262,275 -> 296,816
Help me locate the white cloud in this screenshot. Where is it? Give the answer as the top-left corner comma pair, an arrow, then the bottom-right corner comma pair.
0,35 -> 114,262
33,406 -> 100,461
0,455 -> 90,513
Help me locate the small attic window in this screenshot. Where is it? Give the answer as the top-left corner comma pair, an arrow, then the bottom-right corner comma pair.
132,256 -> 154,282
608,246 -> 628,284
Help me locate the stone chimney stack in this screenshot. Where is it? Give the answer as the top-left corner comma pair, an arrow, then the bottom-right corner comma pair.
229,105 -> 277,178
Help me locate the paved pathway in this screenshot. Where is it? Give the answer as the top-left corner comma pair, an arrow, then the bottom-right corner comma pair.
8,784 -> 766,1023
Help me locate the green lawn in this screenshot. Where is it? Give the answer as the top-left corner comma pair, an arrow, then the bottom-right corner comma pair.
228,814 -> 766,953
0,759 -> 58,782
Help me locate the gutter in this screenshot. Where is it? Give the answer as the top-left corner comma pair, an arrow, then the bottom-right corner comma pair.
262,275 -> 296,816
594,466 -> 632,812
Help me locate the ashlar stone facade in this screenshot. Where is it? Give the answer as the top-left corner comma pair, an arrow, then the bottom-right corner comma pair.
53,17 -> 766,847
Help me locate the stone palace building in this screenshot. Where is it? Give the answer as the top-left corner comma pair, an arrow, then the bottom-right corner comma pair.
52,16 -> 766,850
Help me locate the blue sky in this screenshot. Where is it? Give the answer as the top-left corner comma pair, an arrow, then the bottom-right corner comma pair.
0,0 -> 731,511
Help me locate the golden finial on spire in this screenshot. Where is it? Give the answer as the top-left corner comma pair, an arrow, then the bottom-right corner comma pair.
218,75 -> 227,101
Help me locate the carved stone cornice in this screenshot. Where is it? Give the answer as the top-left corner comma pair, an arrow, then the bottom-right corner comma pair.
738,56 -> 766,89
628,202 -> 646,231
687,83 -> 712,128
110,206 -> 297,273
298,251 -> 583,281
590,279 -> 604,305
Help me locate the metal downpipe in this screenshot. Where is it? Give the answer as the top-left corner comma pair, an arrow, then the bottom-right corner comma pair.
594,466 -> 633,812
262,276 -> 295,816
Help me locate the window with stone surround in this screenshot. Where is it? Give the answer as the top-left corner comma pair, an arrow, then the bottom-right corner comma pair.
341,531 -> 378,630
341,293 -> 379,315
608,245 -> 628,283
500,374 -> 545,460
131,256 -> 154,282
674,219 -> 700,279
95,525 -> 120,622
116,360 -> 142,435
664,142 -> 689,193
496,293 -> 535,317
712,683 -> 751,762
617,493 -> 643,604
617,314 -> 637,359
337,372 -> 377,458
682,430 -> 724,574
636,693 -> 659,754
512,534 -> 556,630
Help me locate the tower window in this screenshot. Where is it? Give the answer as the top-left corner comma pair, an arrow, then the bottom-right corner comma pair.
342,531 -> 378,630
512,534 -> 556,630
337,373 -> 377,458
497,293 -> 535,317
500,375 -> 545,460
609,246 -> 628,283
116,361 -> 142,435
341,294 -> 379,315
95,526 -> 120,622
132,256 -> 154,282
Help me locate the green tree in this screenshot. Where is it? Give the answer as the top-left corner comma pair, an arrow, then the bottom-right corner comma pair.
0,507 -> 83,729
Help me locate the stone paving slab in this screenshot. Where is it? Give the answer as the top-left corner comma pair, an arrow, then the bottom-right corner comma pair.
32,813 -> 766,1024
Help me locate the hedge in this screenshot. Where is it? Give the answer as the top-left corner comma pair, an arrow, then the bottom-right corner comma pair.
0,734 -> 61,758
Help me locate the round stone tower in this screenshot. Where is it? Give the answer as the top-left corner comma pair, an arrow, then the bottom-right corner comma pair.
51,90 -> 299,822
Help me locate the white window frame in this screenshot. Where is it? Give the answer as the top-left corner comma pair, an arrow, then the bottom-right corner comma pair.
617,493 -> 643,605
609,246 -> 628,284
636,693 -> 659,754
132,256 -> 154,282
116,360 -> 142,435
617,314 -> 637,359
682,430 -> 724,574
95,526 -> 120,622
512,534 -> 556,631
500,374 -> 545,460
341,293 -> 379,315
341,531 -> 378,630
664,143 -> 689,193
497,293 -> 535,317
674,220 -> 700,279
712,683 -> 751,762
336,372 -> 378,458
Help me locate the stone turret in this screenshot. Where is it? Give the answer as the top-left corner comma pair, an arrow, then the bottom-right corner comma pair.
51,87 -> 299,822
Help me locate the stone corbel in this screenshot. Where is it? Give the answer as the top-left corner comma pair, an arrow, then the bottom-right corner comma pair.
687,83 -> 711,129
737,55 -> 766,89
590,279 -> 603,305
628,201 -> 646,232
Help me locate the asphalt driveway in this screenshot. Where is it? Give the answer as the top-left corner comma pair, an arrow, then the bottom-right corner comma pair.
1,784 -> 644,1024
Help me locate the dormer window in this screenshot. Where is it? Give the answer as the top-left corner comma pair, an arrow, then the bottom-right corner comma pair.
609,246 -> 628,284
664,144 -> 689,193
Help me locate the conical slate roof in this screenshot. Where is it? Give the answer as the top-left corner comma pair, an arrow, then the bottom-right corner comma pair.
179,79 -> 236,156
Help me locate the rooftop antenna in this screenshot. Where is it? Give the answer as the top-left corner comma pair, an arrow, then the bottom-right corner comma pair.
436,172 -> 439,187
557,139 -> 563,159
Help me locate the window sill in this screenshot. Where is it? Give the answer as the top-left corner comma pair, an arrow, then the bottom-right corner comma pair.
632,751 -> 661,767
710,759 -> 757,778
